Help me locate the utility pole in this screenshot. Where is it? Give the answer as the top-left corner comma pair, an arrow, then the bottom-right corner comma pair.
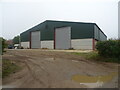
118,1 -> 120,39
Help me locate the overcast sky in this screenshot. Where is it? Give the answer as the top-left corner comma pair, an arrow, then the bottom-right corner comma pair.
0,0 -> 119,39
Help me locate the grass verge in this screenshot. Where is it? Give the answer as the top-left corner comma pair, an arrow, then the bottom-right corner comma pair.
2,60 -> 21,78
72,51 -> 120,63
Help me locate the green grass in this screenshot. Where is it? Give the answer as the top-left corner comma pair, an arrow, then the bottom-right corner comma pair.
2,60 -> 21,78
72,51 -> 120,63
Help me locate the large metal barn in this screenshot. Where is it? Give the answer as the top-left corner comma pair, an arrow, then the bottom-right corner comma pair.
20,20 -> 107,50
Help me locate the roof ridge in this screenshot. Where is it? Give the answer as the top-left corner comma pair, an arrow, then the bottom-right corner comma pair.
45,20 -> 95,24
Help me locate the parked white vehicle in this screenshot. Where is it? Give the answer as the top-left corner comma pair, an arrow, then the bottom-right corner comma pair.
14,44 -> 19,49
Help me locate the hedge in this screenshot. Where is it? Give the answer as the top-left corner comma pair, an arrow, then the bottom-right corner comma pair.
96,39 -> 120,59
0,38 -> 2,55
0,38 -> 6,55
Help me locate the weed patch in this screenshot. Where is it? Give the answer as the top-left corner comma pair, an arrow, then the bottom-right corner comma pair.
72,51 -> 120,63
2,60 -> 21,78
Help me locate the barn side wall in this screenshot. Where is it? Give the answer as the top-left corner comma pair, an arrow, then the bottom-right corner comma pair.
71,38 -> 93,50
40,38 -> 94,50
20,20 -> 107,50
21,39 -> 95,50
20,21 -> 95,42
94,25 -> 107,41
45,21 -> 94,41
20,21 -> 47,42
41,40 -> 54,49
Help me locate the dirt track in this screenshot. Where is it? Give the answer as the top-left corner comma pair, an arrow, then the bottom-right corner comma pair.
2,49 -> 118,88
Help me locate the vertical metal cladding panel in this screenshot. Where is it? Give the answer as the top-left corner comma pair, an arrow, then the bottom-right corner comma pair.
20,20 -> 95,42
20,21 -> 46,42
55,27 -> 71,49
94,25 -> 107,41
31,31 -> 41,48
46,21 -> 94,40
99,31 -> 107,41
94,25 -> 99,40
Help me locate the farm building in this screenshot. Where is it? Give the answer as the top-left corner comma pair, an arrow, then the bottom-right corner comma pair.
20,20 -> 107,50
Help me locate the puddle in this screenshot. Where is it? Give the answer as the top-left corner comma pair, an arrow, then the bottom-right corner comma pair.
44,58 -> 55,62
72,72 -> 117,88
72,60 -> 79,62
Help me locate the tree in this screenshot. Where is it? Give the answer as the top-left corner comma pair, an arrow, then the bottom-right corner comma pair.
0,37 -> 2,54
0,37 -> 6,54
13,35 -> 20,44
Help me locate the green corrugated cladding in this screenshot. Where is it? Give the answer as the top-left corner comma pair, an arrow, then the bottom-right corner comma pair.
94,25 -> 107,41
20,20 -> 107,42
20,21 -> 46,42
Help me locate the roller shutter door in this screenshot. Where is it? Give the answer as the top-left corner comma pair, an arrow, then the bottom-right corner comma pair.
55,27 -> 71,49
31,31 -> 41,48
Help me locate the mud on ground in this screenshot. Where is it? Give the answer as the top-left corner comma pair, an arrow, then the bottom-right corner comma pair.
2,49 -> 119,88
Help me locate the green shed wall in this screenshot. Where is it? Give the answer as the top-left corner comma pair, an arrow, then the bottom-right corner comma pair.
20,20 -> 95,42
45,21 -> 94,40
20,21 -> 47,42
94,25 -> 107,41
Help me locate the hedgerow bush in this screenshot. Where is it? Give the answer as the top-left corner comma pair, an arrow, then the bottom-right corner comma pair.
96,39 -> 120,59
0,38 -> 7,55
